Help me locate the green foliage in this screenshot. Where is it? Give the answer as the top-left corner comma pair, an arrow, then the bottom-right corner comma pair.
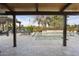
34,15 -> 64,30
67,25 -> 77,31
25,26 -> 33,32
33,26 -> 43,32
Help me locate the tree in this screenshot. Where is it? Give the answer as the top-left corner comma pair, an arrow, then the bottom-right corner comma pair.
48,15 -> 64,30
34,15 -> 64,30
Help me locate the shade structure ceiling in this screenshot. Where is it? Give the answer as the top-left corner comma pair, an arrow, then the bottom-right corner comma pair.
0,3 -> 79,12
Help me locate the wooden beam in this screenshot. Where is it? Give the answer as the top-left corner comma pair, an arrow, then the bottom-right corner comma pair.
5,11 -> 79,15
35,3 -> 38,12
0,3 -> 14,12
0,11 -> 79,15
60,3 -> 72,12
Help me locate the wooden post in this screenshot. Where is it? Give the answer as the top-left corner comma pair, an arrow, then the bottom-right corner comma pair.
13,14 -> 16,47
63,15 -> 67,46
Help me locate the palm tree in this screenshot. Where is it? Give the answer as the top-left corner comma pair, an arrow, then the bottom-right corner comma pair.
46,16 -> 52,27
48,15 -> 64,30
34,16 -> 42,26
34,16 -> 51,27
34,15 -> 64,30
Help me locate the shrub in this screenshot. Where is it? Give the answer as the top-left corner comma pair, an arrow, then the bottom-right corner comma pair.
25,26 -> 33,32
33,26 -> 43,32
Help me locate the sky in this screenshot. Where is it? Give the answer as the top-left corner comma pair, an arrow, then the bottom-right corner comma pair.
16,15 -> 79,26
16,15 -> 38,26
67,15 -> 79,25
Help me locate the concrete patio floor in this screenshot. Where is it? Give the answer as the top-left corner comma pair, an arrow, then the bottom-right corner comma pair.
0,31 -> 79,56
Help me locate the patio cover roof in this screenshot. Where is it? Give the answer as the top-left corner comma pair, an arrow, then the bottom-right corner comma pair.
0,3 -> 79,15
